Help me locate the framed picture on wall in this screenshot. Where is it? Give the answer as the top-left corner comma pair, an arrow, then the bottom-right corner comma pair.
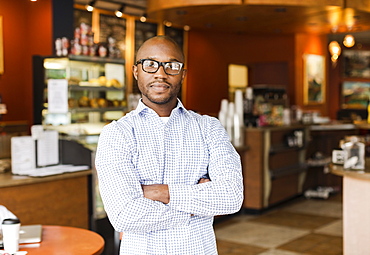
303,54 -> 326,105
342,81 -> 370,109
343,50 -> 370,78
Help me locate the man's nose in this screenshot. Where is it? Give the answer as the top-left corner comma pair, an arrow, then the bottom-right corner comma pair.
154,65 -> 167,77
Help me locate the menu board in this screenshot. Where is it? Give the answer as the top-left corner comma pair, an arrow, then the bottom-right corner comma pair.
134,20 -> 158,54
165,26 -> 184,50
131,21 -> 158,94
73,8 -> 92,28
99,14 -> 126,57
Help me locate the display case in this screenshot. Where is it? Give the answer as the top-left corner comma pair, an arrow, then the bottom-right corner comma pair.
33,55 -> 127,126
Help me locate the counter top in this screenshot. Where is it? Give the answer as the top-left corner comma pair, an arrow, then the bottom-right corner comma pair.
355,123 -> 370,130
245,123 -> 357,131
330,163 -> 370,180
0,169 -> 92,188
309,123 -> 356,131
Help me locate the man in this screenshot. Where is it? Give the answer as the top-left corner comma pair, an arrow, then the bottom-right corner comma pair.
95,35 -> 243,255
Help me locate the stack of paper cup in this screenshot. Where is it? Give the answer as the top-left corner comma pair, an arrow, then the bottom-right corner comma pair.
218,99 -> 229,128
233,90 -> 244,147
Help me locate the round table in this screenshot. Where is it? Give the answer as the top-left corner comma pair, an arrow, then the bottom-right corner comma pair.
20,225 -> 104,255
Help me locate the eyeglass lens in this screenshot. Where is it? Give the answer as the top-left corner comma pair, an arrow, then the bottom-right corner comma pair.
142,60 -> 182,75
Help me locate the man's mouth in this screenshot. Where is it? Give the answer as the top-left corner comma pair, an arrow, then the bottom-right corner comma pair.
149,81 -> 171,92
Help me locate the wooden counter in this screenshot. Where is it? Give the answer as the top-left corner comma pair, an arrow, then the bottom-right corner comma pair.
331,163 -> 370,180
242,125 -> 310,211
330,164 -> 370,255
0,170 -> 92,229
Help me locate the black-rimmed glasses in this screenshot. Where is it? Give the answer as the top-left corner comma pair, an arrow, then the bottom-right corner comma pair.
135,59 -> 184,75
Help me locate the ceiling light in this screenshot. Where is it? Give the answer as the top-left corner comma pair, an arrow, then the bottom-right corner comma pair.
85,0 -> 96,12
164,21 -> 172,27
343,34 -> 355,48
115,4 -> 125,18
328,41 -> 341,64
140,13 -> 147,22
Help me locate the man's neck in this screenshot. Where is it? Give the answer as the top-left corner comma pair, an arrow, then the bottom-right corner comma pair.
142,99 -> 177,117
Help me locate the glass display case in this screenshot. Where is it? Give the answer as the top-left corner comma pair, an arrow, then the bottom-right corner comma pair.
33,55 -> 127,127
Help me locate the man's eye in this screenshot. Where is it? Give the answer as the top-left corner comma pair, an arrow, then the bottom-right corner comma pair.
167,63 -> 180,70
144,61 -> 157,68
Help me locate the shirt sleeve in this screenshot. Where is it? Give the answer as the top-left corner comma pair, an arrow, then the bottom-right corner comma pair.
168,117 -> 244,216
95,122 -> 190,234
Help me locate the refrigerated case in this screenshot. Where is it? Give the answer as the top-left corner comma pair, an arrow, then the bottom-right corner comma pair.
33,55 -> 127,126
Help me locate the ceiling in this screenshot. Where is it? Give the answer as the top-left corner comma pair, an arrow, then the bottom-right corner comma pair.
74,0 -> 370,45
74,0 -> 147,16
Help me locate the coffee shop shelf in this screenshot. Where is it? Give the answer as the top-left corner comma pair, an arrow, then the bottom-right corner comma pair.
0,170 -> 92,229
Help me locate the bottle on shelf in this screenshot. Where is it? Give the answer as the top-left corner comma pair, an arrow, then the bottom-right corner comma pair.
243,87 -> 255,127
367,97 -> 370,124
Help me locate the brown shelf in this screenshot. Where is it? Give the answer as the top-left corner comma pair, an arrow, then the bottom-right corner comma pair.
69,106 -> 127,113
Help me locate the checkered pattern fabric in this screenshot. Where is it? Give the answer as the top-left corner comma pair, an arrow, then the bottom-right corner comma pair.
95,99 -> 243,255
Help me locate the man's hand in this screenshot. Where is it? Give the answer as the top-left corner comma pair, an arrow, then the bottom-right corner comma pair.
198,178 -> 210,184
141,178 -> 210,205
141,184 -> 170,204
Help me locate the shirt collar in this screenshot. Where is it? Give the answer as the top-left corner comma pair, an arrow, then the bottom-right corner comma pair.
132,98 -> 189,117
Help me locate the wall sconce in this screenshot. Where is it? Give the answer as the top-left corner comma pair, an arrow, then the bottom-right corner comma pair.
85,0 -> 96,12
328,41 -> 341,65
343,34 -> 355,48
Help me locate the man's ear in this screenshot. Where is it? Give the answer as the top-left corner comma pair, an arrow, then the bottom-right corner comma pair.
132,65 -> 138,80
181,68 -> 187,81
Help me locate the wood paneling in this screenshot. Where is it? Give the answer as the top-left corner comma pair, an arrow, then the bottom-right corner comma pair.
269,173 -> 298,205
243,129 -> 264,209
147,0 -> 242,12
242,126 -> 309,210
0,175 -> 90,229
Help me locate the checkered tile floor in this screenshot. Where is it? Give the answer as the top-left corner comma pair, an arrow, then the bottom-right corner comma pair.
214,193 -> 343,255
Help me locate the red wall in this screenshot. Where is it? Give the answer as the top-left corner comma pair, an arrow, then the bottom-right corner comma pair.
0,0 -> 52,124
185,30 -> 334,119
185,30 -> 296,116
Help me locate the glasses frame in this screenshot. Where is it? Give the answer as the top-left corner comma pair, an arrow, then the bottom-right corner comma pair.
135,59 -> 184,76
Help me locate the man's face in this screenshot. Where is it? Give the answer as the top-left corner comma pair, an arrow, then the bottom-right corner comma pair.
132,38 -> 186,107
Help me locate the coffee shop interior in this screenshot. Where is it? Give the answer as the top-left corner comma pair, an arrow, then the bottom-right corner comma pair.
1,0 -> 370,254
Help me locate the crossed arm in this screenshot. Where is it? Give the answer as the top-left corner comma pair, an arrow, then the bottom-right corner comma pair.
142,178 -> 211,204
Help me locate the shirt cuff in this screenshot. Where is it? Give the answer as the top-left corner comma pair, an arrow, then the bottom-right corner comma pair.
167,183 -> 194,213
